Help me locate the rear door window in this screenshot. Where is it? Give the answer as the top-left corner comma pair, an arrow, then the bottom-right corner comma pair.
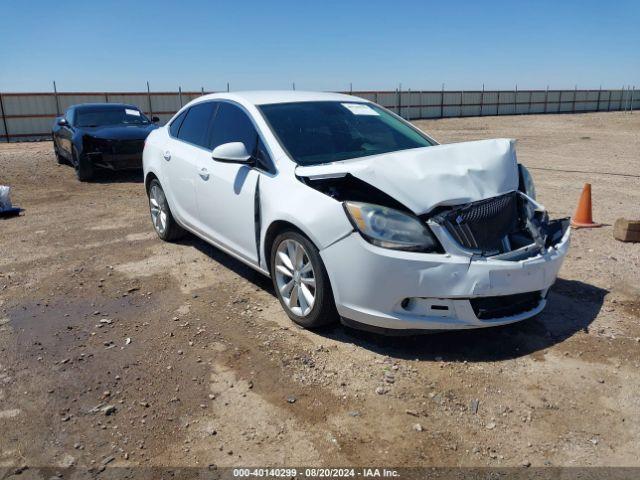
176,102 -> 216,148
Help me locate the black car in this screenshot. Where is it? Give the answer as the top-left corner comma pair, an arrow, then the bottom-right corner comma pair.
52,103 -> 159,181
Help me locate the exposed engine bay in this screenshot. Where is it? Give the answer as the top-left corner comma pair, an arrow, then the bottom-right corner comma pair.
301,174 -> 569,262
426,191 -> 570,260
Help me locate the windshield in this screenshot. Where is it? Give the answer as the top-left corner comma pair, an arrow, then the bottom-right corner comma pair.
259,101 -> 433,165
76,106 -> 150,127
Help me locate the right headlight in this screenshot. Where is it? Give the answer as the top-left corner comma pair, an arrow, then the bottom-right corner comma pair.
343,201 -> 441,252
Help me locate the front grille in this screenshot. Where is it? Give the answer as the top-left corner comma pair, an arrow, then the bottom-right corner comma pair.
436,192 -> 518,253
470,290 -> 542,320
113,139 -> 144,155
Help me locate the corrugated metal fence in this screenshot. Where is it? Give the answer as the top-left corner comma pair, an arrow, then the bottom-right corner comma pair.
0,87 -> 637,142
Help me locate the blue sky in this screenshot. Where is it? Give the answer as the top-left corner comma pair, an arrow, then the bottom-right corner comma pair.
1,0 -> 638,92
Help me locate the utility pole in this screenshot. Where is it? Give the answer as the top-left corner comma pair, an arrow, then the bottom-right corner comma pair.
53,80 -> 61,116
0,92 -> 8,142
147,81 -> 153,118
544,85 -> 549,114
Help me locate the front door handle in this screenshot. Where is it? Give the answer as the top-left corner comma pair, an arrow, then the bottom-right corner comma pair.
163,150 -> 171,161
199,168 -> 210,180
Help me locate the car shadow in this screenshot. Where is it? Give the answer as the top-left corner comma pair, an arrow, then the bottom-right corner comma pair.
319,277 -> 606,362
177,233 -> 274,291
92,169 -> 144,184
178,233 -> 605,362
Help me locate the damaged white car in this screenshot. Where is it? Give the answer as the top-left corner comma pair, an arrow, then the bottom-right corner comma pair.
143,91 -> 570,333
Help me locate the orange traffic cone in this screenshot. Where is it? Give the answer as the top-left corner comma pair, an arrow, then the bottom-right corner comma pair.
571,183 -> 601,228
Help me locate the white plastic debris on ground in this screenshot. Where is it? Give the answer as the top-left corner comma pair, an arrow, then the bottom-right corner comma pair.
0,186 -> 12,211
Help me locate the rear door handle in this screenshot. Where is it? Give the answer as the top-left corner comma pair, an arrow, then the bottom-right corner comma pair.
163,150 -> 171,161
199,168 -> 210,180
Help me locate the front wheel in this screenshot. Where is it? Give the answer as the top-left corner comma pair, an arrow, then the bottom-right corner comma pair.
74,147 -> 94,182
270,231 -> 338,329
148,179 -> 185,241
53,142 -> 65,165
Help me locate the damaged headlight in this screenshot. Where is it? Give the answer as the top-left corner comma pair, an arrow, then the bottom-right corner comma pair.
343,201 -> 440,252
518,164 -> 536,200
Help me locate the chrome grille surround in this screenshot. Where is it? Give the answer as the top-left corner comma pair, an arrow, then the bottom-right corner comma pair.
434,192 -> 519,254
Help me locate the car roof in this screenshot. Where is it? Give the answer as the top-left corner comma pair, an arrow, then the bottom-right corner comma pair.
70,103 -> 139,110
194,90 -> 367,106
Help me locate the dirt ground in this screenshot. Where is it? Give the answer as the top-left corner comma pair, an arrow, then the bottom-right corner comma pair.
1,112 -> 639,470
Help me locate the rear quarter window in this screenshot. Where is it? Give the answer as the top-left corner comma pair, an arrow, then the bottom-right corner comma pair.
169,110 -> 187,138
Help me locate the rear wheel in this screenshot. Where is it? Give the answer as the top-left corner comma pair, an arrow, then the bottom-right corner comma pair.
270,230 -> 338,329
74,147 -> 94,182
148,179 -> 185,241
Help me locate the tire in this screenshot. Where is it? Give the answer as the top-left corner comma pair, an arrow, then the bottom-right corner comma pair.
270,230 -> 338,329
53,142 -> 65,165
148,179 -> 185,241
74,147 -> 94,182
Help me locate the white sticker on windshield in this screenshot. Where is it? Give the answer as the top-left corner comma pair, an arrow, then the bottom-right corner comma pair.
341,103 -> 379,116
125,108 -> 141,116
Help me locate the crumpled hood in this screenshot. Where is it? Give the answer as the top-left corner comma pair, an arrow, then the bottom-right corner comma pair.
295,138 -> 519,215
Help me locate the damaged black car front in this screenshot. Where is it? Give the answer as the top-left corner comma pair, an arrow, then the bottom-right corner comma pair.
52,103 -> 158,182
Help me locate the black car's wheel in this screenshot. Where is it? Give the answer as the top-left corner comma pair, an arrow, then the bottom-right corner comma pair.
148,179 -> 185,241
73,147 -> 95,182
270,230 -> 338,329
53,143 -> 66,165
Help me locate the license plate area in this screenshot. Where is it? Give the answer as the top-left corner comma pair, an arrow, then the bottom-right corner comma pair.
490,265 -> 545,290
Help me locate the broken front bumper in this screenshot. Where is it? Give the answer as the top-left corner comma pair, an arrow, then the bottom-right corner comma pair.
320,224 -> 570,331
87,152 -> 143,170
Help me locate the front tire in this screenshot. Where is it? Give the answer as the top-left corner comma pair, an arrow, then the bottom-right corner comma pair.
53,142 -> 65,165
74,147 -> 94,182
148,179 -> 185,241
270,230 -> 338,329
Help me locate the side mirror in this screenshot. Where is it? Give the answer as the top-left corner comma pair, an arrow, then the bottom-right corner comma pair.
151,116 -> 160,123
211,142 -> 252,164
57,118 -> 68,127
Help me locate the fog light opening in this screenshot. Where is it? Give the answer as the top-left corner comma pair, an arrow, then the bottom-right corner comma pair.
400,298 -> 412,310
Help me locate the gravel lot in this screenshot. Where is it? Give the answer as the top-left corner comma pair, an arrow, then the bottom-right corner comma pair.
1,112 -> 639,469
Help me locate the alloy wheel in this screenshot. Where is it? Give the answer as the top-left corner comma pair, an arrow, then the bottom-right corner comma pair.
149,184 -> 168,236
274,239 -> 316,317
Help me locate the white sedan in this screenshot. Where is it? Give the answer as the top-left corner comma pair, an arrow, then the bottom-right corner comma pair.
143,91 -> 570,333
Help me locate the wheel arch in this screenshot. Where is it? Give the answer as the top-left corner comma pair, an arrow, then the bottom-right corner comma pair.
144,171 -> 159,194
263,219 -> 340,328
263,220 -> 315,273
71,134 -> 85,156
